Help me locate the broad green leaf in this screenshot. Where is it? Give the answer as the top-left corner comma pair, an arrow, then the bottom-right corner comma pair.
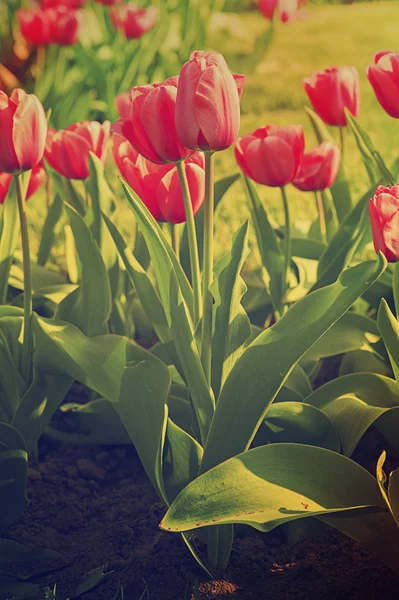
211,222 -> 251,398
102,212 -> 171,344
0,539 -> 62,565
10,261 -> 66,292
339,349 -> 389,377
313,186 -> 374,290
0,183 -> 19,304
377,298 -> 399,383
243,176 -> 285,316
200,256 -> 386,473
291,238 -> 326,261
64,178 -> 85,216
321,188 -> 340,241
161,443 -> 399,576
0,424 -> 27,532
37,193 -> 64,266
122,182 -> 214,444
57,204 -> 112,337
306,373 -> 399,455
68,564 -> 111,599
257,401 -> 340,451
305,106 -> 352,221
389,468 -> 399,528
33,316 -> 171,503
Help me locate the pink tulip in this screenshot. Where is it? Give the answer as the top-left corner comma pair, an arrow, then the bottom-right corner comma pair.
293,141 -> 340,192
235,124 -> 304,187
112,132 -> 205,223
367,52 -> 399,119
0,163 -> 46,204
44,120 -> 110,179
110,3 -> 157,39
18,7 -> 79,46
112,77 -> 193,164
175,51 -> 246,152
114,91 -> 132,118
41,0 -> 86,8
369,185 -> 399,262
303,66 -> 360,127
258,0 -> 277,20
0,89 -> 47,174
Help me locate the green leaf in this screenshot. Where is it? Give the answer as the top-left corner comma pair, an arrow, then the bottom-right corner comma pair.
258,401 -> 340,451
161,443 -> 399,576
122,182 -> 214,445
0,539 -> 62,565
68,564 -> 111,600
57,204 -> 112,337
0,182 -> 19,304
33,316 -> 171,503
102,212 -> 171,344
37,192 -> 64,267
243,22 -> 274,74
305,106 -> 352,221
0,317 -> 26,423
200,256 -> 386,474
377,298 -> 399,383
313,186 -> 374,290
291,238 -> 326,261
243,176 -> 285,315
306,373 -> 399,456
0,577 -> 39,599
211,222 -> 251,398
0,424 -> 27,532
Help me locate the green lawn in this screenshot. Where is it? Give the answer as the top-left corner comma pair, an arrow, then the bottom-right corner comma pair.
209,1 -> 399,260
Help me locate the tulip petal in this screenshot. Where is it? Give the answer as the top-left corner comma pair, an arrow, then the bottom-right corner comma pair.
175,60 -> 203,150
0,93 -> 19,173
158,163 -> 205,224
12,90 -> 47,172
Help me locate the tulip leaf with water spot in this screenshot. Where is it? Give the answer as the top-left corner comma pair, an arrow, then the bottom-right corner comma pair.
200,255 -> 386,474
211,222 -> 251,398
305,373 -> 399,456
312,186 -> 374,291
33,316 -> 170,503
161,443 -> 399,575
305,106 -> 352,221
122,182 -> 214,445
242,176 -> 285,316
56,204 -> 112,337
102,211 -> 171,345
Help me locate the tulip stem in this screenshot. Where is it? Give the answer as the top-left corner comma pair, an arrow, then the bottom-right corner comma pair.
315,191 -> 327,241
172,224 -> 180,258
339,127 -> 345,156
14,174 -> 33,385
176,161 -> 201,326
34,46 -> 46,95
280,185 -> 291,305
202,152 -> 215,385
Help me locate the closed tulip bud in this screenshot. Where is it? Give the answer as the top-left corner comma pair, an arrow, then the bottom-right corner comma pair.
0,89 -> 47,174
293,141 -> 340,192
235,124 -> 304,187
367,52 -> 399,119
369,185 -> 399,262
110,3 -> 157,40
303,66 -> 360,127
45,120 -> 110,179
0,163 -> 46,204
112,77 -> 194,164
112,132 -> 204,223
176,51 -> 246,152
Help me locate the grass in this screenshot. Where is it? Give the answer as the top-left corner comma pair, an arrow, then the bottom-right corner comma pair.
25,1 -> 399,268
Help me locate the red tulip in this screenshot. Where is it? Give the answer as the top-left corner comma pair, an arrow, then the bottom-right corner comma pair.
110,3 -> 157,40
258,0 -> 277,20
175,51 -> 246,152
18,7 -> 79,46
367,52 -> 399,119
0,163 -> 46,204
369,185 -> 399,262
112,77 -> 194,164
114,91 -> 132,118
258,0 -> 306,22
303,66 -> 360,127
293,141 -> 340,192
41,0 -> 86,8
45,120 -> 111,179
112,132 -> 205,223
235,124 -> 304,187
96,0 -> 123,5
0,89 -> 47,174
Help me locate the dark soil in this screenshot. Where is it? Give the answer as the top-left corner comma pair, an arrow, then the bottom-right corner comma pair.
5,439 -> 399,600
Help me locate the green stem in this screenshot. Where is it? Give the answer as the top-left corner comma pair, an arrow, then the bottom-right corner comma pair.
15,174 -> 33,384
172,224 -> 180,258
315,190 -> 327,242
280,185 -> 291,304
339,126 -> 345,156
176,161 -> 201,325
34,45 -> 46,96
201,152 -> 215,384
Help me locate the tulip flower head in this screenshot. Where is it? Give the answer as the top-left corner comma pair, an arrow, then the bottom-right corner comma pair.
176,51 -> 246,152
293,141 -> 340,192
367,52 -> 399,119
18,7 -> 79,46
303,66 -> 360,127
114,91 -> 132,118
112,132 -> 205,223
110,3 -> 157,39
258,0 -> 306,23
112,77 -> 194,164
0,89 -> 47,174
45,120 -> 111,179
235,124 -> 304,187
369,185 -> 399,262
96,0 -> 123,5
0,163 -> 46,204
41,0 -> 86,8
